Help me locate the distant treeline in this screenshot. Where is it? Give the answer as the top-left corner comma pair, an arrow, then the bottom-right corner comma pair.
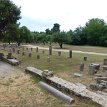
1,0 -> 107,48
29,18 -> 107,48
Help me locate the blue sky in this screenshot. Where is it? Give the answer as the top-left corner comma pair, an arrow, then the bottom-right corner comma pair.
12,0 -> 107,32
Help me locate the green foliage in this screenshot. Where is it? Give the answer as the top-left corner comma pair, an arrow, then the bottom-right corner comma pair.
1,4 -> 107,49
18,26 -> 31,44
51,23 -> 60,33
84,18 -> 107,46
0,0 -> 21,39
4,23 -> 19,44
51,23 -> 66,48
65,30 -> 73,44
71,26 -> 87,45
66,18 -> 107,47
30,31 -> 51,44
45,28 -> 52,35
52,31 -> 66,48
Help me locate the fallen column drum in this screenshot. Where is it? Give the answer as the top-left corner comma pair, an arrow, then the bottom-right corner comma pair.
39,81 -> 75,104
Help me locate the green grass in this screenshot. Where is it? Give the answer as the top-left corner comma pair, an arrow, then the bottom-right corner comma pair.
16,48 -> 106,72
32,43 -> 107,53
1,45 -> 105,107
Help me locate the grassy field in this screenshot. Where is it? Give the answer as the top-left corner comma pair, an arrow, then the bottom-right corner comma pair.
0,44 -> 106,107
35,43 -> 107,53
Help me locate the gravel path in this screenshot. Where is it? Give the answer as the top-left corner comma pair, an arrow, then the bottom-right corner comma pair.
0,61 -> 21,78
23,45 -> 107,56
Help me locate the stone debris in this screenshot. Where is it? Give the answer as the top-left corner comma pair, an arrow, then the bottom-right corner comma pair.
22,52 -> 25,56
97,91 -> 107,98
105,71 -> 107,77
88,63 -> 100,75
25,67 -> 107,107
0,53 -> 4,60
90,83 -> 105,91
69,50 -> 72,58
47,57 -> 50,62
49,45 -> 52,55
39,81 -> 75,104
102,59 -> 107,71
103,59 -> 107,65
42,70 -> 54,78
80,62 -> 84,72
31,48 -> 33,51
17,49 -> 20,54
95,74 -> 102,77
1,54 -> 20,66
74,73 -> 83,77
42,50 -> 45,54
84,56 -> 87,61
12,48 -> 15,53
7,53 -> 13,59
36,47 -> 39,53
90,76 -> 107,92
28,53 -> 32,57
96,77 -> 107,83
37,55 -> 40,59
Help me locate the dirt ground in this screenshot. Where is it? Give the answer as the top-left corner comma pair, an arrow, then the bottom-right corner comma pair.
0,61 -> 101,107
0,61 -> 72,107
0,61 -> 44,107
0,44 -> 104,107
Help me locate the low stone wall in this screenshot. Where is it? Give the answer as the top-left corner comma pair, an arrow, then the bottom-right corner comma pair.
25,67 -> 107,107
2,56 -> 20,66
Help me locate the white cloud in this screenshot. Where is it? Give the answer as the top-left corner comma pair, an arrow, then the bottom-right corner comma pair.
12,0 -> 107,31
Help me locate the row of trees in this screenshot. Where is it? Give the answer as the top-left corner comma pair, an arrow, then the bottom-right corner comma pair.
1,0 -> 107,48
34,19 -> 107,48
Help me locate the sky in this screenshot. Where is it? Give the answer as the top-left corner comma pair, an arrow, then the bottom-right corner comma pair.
12,0 -> 107,32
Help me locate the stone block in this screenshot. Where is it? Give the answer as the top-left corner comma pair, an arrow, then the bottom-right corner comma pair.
74,73 -> 82,77
49,45 -> 52,55
47,57 -> 50,62
29,53 -> 32,57
69,50 -> 72,58
80,62 -> 84,72
58,51 -> 61,56
22,52 -> 25,56
17,50 -> 20,54
37,55 -> 40,59
7,53 -> 12,59
84,57 -> 87,61
36,47 -> 39,53
42,50 -> 45,54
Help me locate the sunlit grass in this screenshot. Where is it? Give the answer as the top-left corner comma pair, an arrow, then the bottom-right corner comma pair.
0,45 -> 105,107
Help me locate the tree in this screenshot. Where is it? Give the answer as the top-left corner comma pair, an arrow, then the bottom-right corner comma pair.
45,28 -> 52,35
52,31 -> 66,48
32,31 -> 40,43
66,30 -> 73,44
71,26 -> 87,45
4,23 -> 19,44
84,18 -> 107,46
51,23 -> 60,33
36,32 -> 47,44
18,26 -> 31,46
51,23 -> 67,48
0,0 -> 21,40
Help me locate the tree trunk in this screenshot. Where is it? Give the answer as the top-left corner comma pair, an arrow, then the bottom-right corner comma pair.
59,43 -> 62,48
8,41 -> 10,45
18,42 -> 20,46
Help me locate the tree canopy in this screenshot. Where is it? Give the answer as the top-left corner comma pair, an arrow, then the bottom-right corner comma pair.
1,1 -> 107,49
0,0 -> 21,39
84,18 -> 107,46
51,23 -> 67,48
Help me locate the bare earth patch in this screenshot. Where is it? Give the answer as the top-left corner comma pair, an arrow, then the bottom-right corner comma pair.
0,45 -> 103,107
0,61 -> 71,107
0,61 -> 46,107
